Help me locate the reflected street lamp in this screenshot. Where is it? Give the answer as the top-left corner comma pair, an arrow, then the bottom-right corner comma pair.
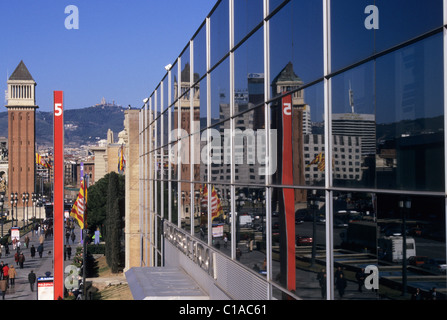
310,190 -> 319,267
399,197 -> 411,296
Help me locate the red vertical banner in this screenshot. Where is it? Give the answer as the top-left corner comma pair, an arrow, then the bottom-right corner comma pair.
281,94 -> 296,292
53,91 -> 64,300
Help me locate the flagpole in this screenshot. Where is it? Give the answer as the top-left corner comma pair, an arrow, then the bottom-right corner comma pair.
82,173 -> 87,300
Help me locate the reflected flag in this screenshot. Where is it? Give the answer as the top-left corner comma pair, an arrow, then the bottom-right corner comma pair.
307,152 -> 325,172
118,144 -> 126,173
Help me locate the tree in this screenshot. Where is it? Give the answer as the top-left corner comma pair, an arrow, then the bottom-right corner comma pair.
105,172 -> 124,273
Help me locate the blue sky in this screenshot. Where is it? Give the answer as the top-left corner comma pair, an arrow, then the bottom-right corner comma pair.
0,0 -> 215,112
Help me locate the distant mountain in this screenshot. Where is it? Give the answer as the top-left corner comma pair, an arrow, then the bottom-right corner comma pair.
0,104 -> 130,148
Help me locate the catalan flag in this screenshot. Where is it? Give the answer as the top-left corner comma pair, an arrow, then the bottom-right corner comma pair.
307,152 -> 325,172
118,144 -> 126,174
70,179 -> 87,229
36,153 -> 52,169
202,185 -> 224,221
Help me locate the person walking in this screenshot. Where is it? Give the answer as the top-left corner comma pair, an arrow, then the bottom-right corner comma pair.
2,263 -> 9,286
67,245 -> 72,260
18,253 -> 25,269
8,265 -> 16,287
355,268 -> 365,292
317,268 -> 327,299
37,244 -> 43,258
70,232 -> 76,244
28,270 -> 36,292
14,251 -> 19,266
0,278 -> 7,299
24,235 -> 30,249
30,245 -> 36,258
5,243 -> 9,256
336,273 -> 347,299
0,261 -> 4,280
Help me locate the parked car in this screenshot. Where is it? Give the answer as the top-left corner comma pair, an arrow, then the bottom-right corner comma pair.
422,259 -> 447,274
408,256 -> 429,267
296,235 -> 313,246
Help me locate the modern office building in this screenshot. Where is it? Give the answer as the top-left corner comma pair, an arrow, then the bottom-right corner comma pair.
128,0 -> 447,300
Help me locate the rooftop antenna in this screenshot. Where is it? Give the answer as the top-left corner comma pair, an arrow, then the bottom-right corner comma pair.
349,80 -> 355,113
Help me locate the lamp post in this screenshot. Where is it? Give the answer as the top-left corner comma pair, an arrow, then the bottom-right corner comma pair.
0,194 -> 4,237
25,192 -> 29,226
22,192 -> 26,227
9,193 -> 14,229
310,190 -> 319,267
32,193 -> 36,221
399,197 -> 411,296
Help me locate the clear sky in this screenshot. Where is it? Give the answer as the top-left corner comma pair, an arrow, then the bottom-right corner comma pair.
0,0 -> 215,112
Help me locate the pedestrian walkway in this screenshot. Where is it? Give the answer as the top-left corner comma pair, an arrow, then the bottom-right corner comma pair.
0,223 -> 82,300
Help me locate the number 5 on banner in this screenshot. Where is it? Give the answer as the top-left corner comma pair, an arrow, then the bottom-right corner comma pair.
55,103 -> 62,116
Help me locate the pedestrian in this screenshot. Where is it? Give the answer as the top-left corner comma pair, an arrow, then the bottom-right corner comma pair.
2,263 -> 9,285
14,251 -> 19,266
64,245 -> 67,261
0,244 -> 2,258
8,265 -> 16,287
24,235 -> 30,249
411,288 -> 422,300
317,268 -> 327,299
5,243 -> 9,256
430,287 -> 439,300
65,231 -> 70,244
334,266 -> 344,284
0,278 -> 7,299
28,270 -> 36,292
30,245 -> 36,258
37,244 -> 43,258
0,261 -> 4,280
355,268 -> 365,292
18,253 -> 25,269
12,238 -> 16,251
67,245 -> 72,260
335,273 -> 347,299
39,234 -> 44,245
71,232 -> 76,244
223,235 -> 228,249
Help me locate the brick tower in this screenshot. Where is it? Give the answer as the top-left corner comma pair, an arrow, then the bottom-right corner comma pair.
6,61 -> 37,205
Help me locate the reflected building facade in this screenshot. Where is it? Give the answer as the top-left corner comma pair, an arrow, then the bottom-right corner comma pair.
134,0 -> 447,301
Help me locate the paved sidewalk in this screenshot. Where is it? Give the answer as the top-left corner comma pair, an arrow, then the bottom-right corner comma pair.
0,224 -> 82,300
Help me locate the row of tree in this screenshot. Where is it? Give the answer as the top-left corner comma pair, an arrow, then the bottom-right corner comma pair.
86,172 -> 125,273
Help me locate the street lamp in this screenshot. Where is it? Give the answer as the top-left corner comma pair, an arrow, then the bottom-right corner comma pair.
22,192 -> 26,227
310,190 -> 319,267
32,193 -> 36,220
399,197 -> 411,297
25,192 -> 29,225
0,194 -> 4,237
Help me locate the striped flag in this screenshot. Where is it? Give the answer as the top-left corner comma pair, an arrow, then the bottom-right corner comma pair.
36,153 -> 52,169
307,152 -> 325,172
118,144 -> 126,173
202,185 -> 224,220
70,179 -> 87,229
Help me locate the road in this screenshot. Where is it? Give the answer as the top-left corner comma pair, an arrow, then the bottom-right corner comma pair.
0,223 -> 82,300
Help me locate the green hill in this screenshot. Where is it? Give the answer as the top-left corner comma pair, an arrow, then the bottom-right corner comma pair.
0,105 -> 129,147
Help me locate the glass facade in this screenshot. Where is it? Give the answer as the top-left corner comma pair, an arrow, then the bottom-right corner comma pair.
139,0 -> 447,300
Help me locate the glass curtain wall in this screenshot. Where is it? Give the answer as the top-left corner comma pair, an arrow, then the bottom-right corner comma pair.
140,0 -> 447,300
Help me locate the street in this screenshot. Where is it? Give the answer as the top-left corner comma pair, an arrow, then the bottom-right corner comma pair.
0,222 -> 82,300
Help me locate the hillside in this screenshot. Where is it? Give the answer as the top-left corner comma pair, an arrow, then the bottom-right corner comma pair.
0,105 -> 130,147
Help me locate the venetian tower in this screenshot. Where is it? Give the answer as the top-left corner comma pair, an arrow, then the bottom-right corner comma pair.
6,61 -> 37,204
